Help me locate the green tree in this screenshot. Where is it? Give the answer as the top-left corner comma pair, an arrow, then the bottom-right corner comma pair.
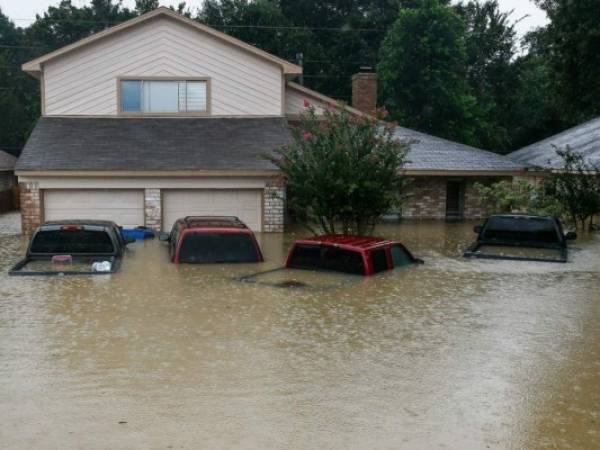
506,31 -> 563,151
543,147 -> 600,230
135,0 -> 159,14
199,0 -> 312,67
474,180 -> 537,214
25,0 -> 135,54
455,0 -> 517,152
266,106 -> 409,235
0,9 -> 40,155
378,0 -> 481,146
534,0 -> 600,123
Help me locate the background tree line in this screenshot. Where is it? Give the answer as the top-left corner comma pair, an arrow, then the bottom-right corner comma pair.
0,0 -> 598,157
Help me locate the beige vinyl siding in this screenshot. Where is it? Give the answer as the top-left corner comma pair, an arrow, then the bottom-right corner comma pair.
285,87 -> 328,116
43,16 -> 283,116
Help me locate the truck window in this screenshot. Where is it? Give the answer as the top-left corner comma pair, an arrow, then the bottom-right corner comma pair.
370,249 -> 389,273
178,232 -> 260,263
30,230 -> 115,254
391,244 -> 413,268
482,217 -> 559,244
288,244 -> 365,275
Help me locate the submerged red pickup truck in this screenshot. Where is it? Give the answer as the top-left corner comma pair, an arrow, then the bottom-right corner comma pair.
160,216 -> 264,264
285,235 -> 423,276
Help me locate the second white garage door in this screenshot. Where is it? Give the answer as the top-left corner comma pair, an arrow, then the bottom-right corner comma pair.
162,189 -> 262,232
44,189 -> 145,228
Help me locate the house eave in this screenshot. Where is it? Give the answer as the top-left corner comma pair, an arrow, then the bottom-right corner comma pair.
16,170 -> 281,178
403,169 -> 526,177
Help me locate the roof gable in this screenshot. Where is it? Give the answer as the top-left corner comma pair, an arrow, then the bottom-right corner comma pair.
22,7 -> 301,76
510,117 -> 600,169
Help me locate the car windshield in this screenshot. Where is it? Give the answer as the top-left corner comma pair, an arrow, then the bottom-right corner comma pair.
178,232 -> 260,263
482,217 -> 560,244
288,244 -> 365,275
30,229 -> 116,254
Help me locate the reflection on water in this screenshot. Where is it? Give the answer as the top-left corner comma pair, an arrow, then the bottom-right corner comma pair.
0,218 -> 599,449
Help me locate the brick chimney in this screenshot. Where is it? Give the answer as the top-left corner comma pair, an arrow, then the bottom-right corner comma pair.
351,72 -> 377,114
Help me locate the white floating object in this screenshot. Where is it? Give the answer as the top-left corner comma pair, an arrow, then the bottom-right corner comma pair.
92,261 -> 112,272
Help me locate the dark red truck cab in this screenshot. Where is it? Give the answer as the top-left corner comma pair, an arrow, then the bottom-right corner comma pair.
285,235 -> 423,276
160,216 -> 264,264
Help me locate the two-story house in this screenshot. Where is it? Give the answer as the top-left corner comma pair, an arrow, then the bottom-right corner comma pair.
16,7 -> 524,235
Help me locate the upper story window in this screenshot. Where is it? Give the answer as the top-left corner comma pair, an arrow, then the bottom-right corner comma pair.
120,79 -> 208,114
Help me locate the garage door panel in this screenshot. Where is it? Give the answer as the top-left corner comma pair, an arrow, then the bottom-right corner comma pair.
163,189 -> 262,232
44,190 -> 144,228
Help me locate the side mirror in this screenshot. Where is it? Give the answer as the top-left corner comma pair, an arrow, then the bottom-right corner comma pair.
473,225 -> 483,234
158,232 -> 170,242
565,231 -> 577,241
124,235 -> 136,245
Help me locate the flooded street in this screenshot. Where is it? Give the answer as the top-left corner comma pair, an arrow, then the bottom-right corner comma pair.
1,213 -> 599,449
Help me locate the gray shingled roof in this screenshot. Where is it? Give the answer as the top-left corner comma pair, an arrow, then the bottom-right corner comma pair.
16,117 -> 292,172
393,126 -> 523,172
0,149 -> 17,171
17,116 -> 523,174
510,117 -> 600,170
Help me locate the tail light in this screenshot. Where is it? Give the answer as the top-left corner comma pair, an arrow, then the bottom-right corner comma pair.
61,225 -> 83,231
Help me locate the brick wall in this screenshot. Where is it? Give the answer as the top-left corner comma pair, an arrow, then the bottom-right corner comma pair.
401,177 -> 447,219
400,176 -> 510,220
144,188 -> 162,231
263,182 -> 285,232
19,182 -> 42,235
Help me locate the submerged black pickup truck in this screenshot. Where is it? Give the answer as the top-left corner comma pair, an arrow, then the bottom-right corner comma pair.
464,214 -> 577,263
9,220 -> 134,276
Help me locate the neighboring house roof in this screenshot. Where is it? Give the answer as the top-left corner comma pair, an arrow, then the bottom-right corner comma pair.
22,7 -> 301,76
286,81 -> 370,118
394,126 -> 523,173
16,117 -> 291,173
510,117 -> 600,170
0,149 -> 17,172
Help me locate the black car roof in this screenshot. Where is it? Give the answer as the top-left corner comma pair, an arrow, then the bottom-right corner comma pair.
42,220 -> 121,228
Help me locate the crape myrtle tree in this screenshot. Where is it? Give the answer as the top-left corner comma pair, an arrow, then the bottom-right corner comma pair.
266,104 -> 409,235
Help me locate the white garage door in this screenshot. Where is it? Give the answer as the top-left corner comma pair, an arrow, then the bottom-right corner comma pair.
44,189 -> 144,228
163,189 -> 262,232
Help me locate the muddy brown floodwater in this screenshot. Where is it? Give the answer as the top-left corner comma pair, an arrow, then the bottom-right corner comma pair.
0,213 -> 599,449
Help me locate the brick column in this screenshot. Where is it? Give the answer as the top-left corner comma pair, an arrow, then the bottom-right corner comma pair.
144,188 -> 162,231
20,182 -> 42,235
263,182 -> 285,232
